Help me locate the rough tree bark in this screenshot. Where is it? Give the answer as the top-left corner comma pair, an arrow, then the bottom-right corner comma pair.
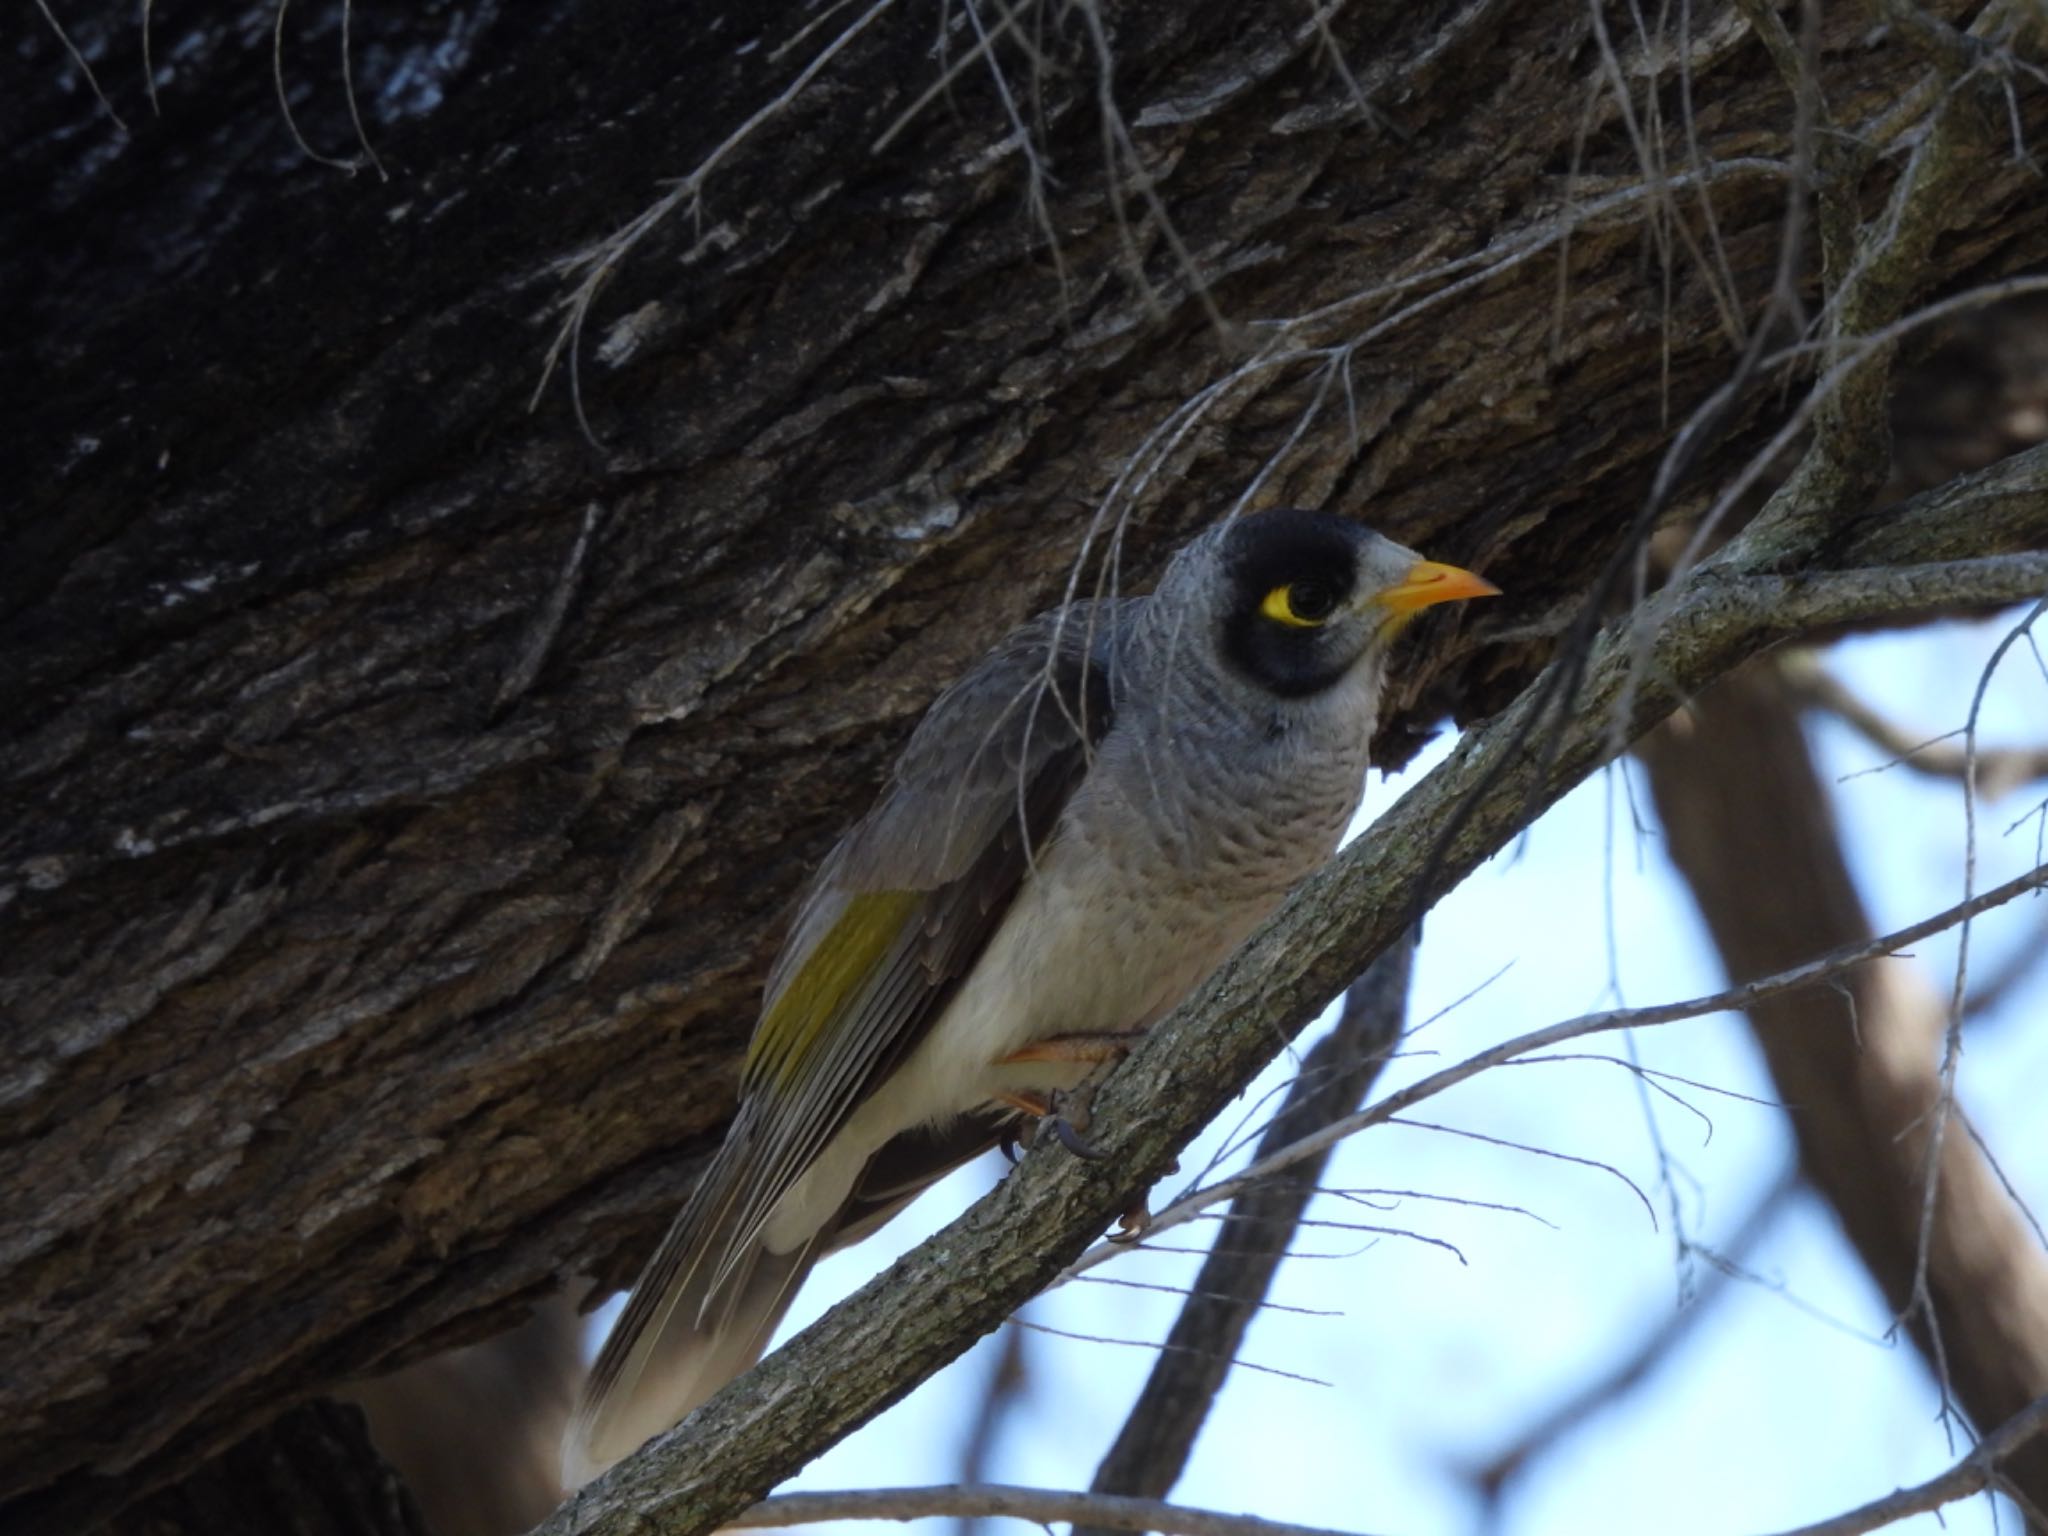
4,0 -> 2044,1530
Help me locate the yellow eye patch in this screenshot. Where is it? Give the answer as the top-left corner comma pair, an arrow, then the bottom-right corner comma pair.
1259,581 -> 1337,629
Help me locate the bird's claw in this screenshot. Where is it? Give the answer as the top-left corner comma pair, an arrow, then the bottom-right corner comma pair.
1051,1113 -> 1105,1159
1110,1193 -> 1152,1242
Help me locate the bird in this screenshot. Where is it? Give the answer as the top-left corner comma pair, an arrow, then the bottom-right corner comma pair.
562,508 -> 1498,1485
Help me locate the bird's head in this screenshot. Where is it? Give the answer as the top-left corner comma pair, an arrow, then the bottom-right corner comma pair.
1147,508 -> 1499,701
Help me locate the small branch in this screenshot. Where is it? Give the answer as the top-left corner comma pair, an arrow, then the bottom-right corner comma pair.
1782,651 -> 2048,800
1064,859 -> 2048,1281
1078,934 -> 1417,1525
495,503 -> 601,715
1756,1393 -> 2048,1536
728,1484 -> 1373,1536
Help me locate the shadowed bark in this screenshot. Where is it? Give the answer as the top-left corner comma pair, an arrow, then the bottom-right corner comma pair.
105,1402 -> 430,1536
1640,661 -> 2048,1520
6,0 -> 2047,1529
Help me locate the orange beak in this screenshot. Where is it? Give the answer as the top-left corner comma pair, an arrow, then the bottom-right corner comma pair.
1369,559 -> 1501,615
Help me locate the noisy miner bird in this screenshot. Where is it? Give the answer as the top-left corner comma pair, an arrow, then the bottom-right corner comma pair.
563,508 -> 1497,1483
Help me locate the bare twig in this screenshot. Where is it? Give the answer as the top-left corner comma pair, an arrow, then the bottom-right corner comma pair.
1078,934 -> 1416,1525
1063,860 -> 2048,1283
1755,1393 -> 2048,1536
532,0 -> 900,440
1643,650 -> 2048,1509
494,504 -> 602,715
1785,651 -> 2048,800
272,0 -> 361,173
728,1483 -> 1374,1536
34,0 -> 128,132
1905,596 -> 2048,1439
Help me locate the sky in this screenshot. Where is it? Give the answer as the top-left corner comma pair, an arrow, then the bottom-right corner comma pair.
589,607 -> 2048,1536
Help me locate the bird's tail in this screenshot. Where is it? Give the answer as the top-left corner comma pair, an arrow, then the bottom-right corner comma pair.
560,1224 -> 815,1490
561,1109 -> 1013,1490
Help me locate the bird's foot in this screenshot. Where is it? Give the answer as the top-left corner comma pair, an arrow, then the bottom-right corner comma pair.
994,1091 -> 1051,1162
992,1085 -> 1105,1159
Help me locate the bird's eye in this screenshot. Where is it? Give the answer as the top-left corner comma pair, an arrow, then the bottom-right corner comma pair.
1260,580 -> 1339,629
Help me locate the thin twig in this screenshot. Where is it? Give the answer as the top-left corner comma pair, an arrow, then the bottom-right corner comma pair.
33,0 -> 128,132
1065,859 -> 2048,1281
1754,1393 -> 2048,1536
729,1484 -> 1374,1536
1079,935 -> 1416,1522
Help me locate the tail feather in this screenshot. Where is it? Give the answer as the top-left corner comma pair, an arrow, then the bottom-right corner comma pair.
560,1232 -> 815,1489
561,1110 -> 1014,1489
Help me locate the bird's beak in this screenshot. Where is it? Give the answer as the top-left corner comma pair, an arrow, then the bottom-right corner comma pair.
1366,559 -> 1502,616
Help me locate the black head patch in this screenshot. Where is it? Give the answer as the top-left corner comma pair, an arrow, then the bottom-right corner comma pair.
1216,509 -> 1371,698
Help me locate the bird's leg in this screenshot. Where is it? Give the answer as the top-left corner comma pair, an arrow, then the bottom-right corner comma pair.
995,1031 -> 1140,1160
993,1090 -> 1055,1118
996,1032 -> 1136,1067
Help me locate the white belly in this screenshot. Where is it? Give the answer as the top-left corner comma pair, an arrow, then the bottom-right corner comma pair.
759,821 -> 1297,1253
759,688 -> 1373,1255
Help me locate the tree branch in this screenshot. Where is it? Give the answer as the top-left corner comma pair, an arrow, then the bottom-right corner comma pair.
1781,651 -> 2048,800
1077,934 -> 1416,1526
534,443 -> 2048,1536
1061,861 -> 2045,1283
1758,1394 -> 2048,1536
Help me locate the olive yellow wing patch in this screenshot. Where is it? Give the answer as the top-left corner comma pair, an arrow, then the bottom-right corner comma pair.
744,889 -> 922,1092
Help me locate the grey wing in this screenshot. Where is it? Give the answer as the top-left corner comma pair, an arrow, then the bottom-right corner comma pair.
730,595 -> 1133,1241
767,596 -> 1131,996
569,600 -> 1128,1468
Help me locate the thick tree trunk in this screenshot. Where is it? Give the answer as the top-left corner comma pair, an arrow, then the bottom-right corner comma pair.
5,0 -> 2044,1529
